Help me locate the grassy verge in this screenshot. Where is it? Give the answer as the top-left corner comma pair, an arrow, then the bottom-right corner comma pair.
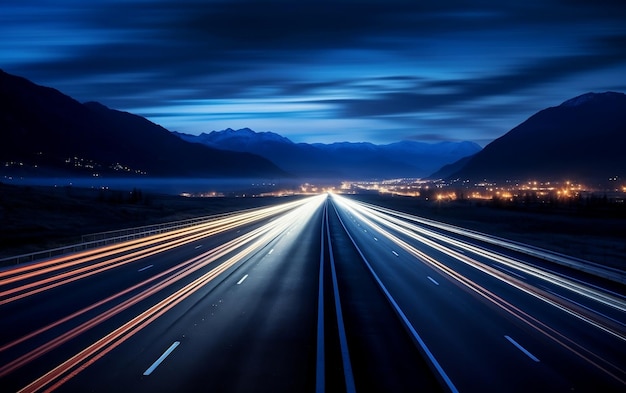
0,183 -> 300,260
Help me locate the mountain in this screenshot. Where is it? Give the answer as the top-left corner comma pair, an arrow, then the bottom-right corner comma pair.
174,129 -> 481,179
427,155 -> 474,180
438,92 -> 626,183
0,69 -> 285,178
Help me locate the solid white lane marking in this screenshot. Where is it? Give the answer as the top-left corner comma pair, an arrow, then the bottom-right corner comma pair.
491,264 -> 526,280
392,250 -> 399,257
505,335 -> 540,362
237,274 -> 248,285
268,248 -> 274,255
427,276 -> 440,286
195,245 -> 203,249
143,341 -> 180,375
137,265 -> 153,272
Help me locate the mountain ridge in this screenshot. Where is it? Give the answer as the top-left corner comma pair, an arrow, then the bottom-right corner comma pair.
174,129 -> 481,179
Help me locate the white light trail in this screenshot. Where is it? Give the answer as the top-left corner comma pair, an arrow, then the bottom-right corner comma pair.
332,194 -> 625,326
331,194 -> 625,384
2,195 -> 328,391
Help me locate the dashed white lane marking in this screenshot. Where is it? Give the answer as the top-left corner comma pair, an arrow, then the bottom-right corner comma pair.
143,341 -> 180,375
505,335 -> 540,362
237,274 -> 249,285
373,237 -> 378,241
427,276 -> 440,286
392,250 -> 399,257
268,248 -> 274,255
137,265 -> 153,272
195,245 -> 203,249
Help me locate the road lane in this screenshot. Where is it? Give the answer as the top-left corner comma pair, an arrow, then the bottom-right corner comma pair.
57,194 -> 326,393
331,193 -> 625,392
326,202 -> 443,392
1,193 -> 623,392
0,196 -> 326,392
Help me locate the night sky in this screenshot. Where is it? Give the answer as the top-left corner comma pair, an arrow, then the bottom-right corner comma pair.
2,1 -> 626,145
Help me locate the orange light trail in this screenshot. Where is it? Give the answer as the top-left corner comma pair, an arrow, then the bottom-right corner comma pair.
0,194 -> 327,392
0,197 -> 316,304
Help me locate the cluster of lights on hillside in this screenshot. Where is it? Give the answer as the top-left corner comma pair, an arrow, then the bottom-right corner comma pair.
2,154 -> 147,177
64,157 -> 147,176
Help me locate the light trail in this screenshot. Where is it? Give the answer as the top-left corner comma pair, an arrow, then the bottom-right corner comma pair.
20,194 -> 326,392
1,195 -> 327,391
355,198 -> 624,309
357,199 -> 625,288
332,194 -> 626,336
0,197 -> 315,304
0,217 -> 271,357
0,197 -> 312,284
330,194 -> 626,384
2,193 -> 622,391
333,194 -> 626,338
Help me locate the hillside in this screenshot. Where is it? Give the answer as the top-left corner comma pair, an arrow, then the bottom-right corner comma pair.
443,92 -> 626,183
0,70 -> 285,178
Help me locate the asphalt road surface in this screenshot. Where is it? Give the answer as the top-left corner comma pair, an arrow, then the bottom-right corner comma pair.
1,193 -> 624,392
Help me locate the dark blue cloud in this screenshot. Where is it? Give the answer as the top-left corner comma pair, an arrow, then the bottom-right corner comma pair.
1,0 -> 625,144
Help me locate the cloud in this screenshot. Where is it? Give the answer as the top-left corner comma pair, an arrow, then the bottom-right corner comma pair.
2,0 -> 626,144
328,34 -> 626,118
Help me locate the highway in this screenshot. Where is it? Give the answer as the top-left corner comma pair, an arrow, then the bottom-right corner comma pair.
0,193 -> 624,392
